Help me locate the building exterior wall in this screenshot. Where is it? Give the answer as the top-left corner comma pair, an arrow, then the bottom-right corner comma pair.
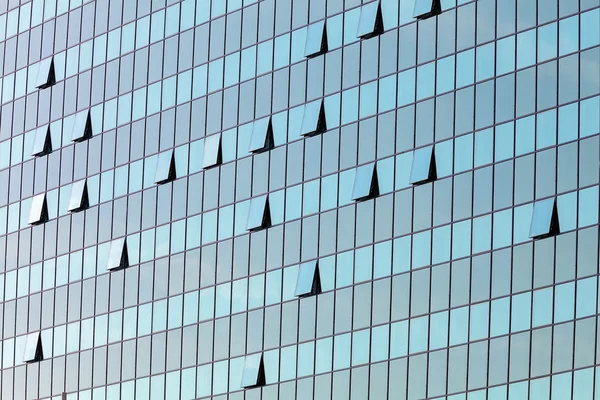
0,0 -> 599,399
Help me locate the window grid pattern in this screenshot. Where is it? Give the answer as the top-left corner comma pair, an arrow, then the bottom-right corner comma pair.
0,0 -> 598,399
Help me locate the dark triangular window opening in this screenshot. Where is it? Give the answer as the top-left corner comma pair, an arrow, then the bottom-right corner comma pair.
24,334 -> 44,363
301,265 -> 322,298
72,111 -> 93,143
537,202 -> 561,240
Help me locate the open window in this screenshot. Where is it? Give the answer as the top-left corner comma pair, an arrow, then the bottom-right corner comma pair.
413,0 -> 442,20
71,110 -> 93,142
106,238 -> 129,271
28,193 -> 49,225
248,117 -> 274,154
294,261 -> 322,297
202,133 -> 222,169
304,21 -> 328,58
300,99 -> 327,137
352,163 -> 379,202
36,57 -> 56,89
23,332 -> 44,363
31,125 -> 52,157
68,180 -> 89,213
356,1 -> 384,39
246,195 -> 271,231
155,150 -> 177,184
241,353 -> 266,388
410,146 -> 437,185
529,198 -> 560,239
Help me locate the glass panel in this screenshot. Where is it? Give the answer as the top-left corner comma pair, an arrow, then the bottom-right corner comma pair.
300,100 -> 327,137
246,195 -> 271,231
71,110 -> 93,142
305,21 -> 328,58
31,126 -> 52,157
154,150 -> 176,184
410,146 -> 437,185
68,180 -> 89,212
28,193 -> 48,225
36,57 -> 55,89
240,353 -> 265,388
414,0 -> 442,19
529,198 -> 559,239
23,332 -> 43,363
202,134 -> 222,169
356,1 -> 384,39
106,238 -> 129,271
294,261 -> 321,297
351,163 -> 379,201
248,117 -> 274,153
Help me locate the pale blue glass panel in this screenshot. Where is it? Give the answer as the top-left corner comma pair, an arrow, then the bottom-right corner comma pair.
532,287 -> 553,327
300,100 -> 326,136
246,195 -> 269,231
429,311 -> 448,350
496,36 -> 515,75
529,198 -> 556,238
28,193 -> 47,225
248,117 -> 272,153
31,126 -> 51,156
202,134 -> 221,168
538,22 -> 558,61
449,306 -> 468,345
554,282 -> 575,323
469,302 -> 489,340
351,163 -> 378,201
490,297 -> 510,336
352,329 -> 370,365
154,150 -> 175,184
511,292 -> 531,332
410,146 -> 435,184
356,1 -> 382,39
390,320 -> 408,358
305,21 -> 327,58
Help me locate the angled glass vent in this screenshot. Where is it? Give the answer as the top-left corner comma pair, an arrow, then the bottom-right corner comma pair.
36,57 -> 56,89
241,353 -> 266,389
246,195 -> 271,232
352,163 -> 379,201
23,332 -> 44,363
413,0 -> 442,20
31,125 -> 52,157
248,117 -> 274,154
410,146 -> 437,185
106,238 -> 129,271
294,261 -> 322,297
356,1 -> 384,39
71,110 -> 93,142
68,180 -> 89,213
28,193 -> 49,225
202,134 -> 222,169
304,21 -> 328,58
300,99 -> 327,137
529,198 -> 560,239
155,150 -> 177,184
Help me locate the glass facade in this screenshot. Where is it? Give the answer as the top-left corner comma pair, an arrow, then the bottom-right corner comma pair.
0,0 -> 599,399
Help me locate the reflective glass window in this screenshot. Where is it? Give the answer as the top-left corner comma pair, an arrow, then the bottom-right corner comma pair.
31,126 -> 52,157
68,180 -> 89,212
305,21 -> 328,58
154,150 -> 176,184
351,163 -> 379,201
106,238 -> 129,271
294,261 -> 321,297
356,1 -> 384,39
71,110 -> 93,142
246,195 -> 271,231
202,134 -> 222,169
529,198 -> 560,239
410,146 -> 437,185
300,100 -> 327,137
240,353 -> 265,388
248,117 -> 274,153
28,193 -> 48,225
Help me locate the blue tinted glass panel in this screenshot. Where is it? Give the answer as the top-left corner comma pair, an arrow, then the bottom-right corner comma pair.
202,134 -> 222,169
300,100 -> 327,137
529,198 -> 559,238
246,195 -> 270,231
356,1 -> 383,39
351,163 -> 379,201
248,117 -> 273,153
31,126 -> 52,157
410,146 -> 436,184
294,261 -> 320,297
154,150 -> 176,184
304,21 -> 327,58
